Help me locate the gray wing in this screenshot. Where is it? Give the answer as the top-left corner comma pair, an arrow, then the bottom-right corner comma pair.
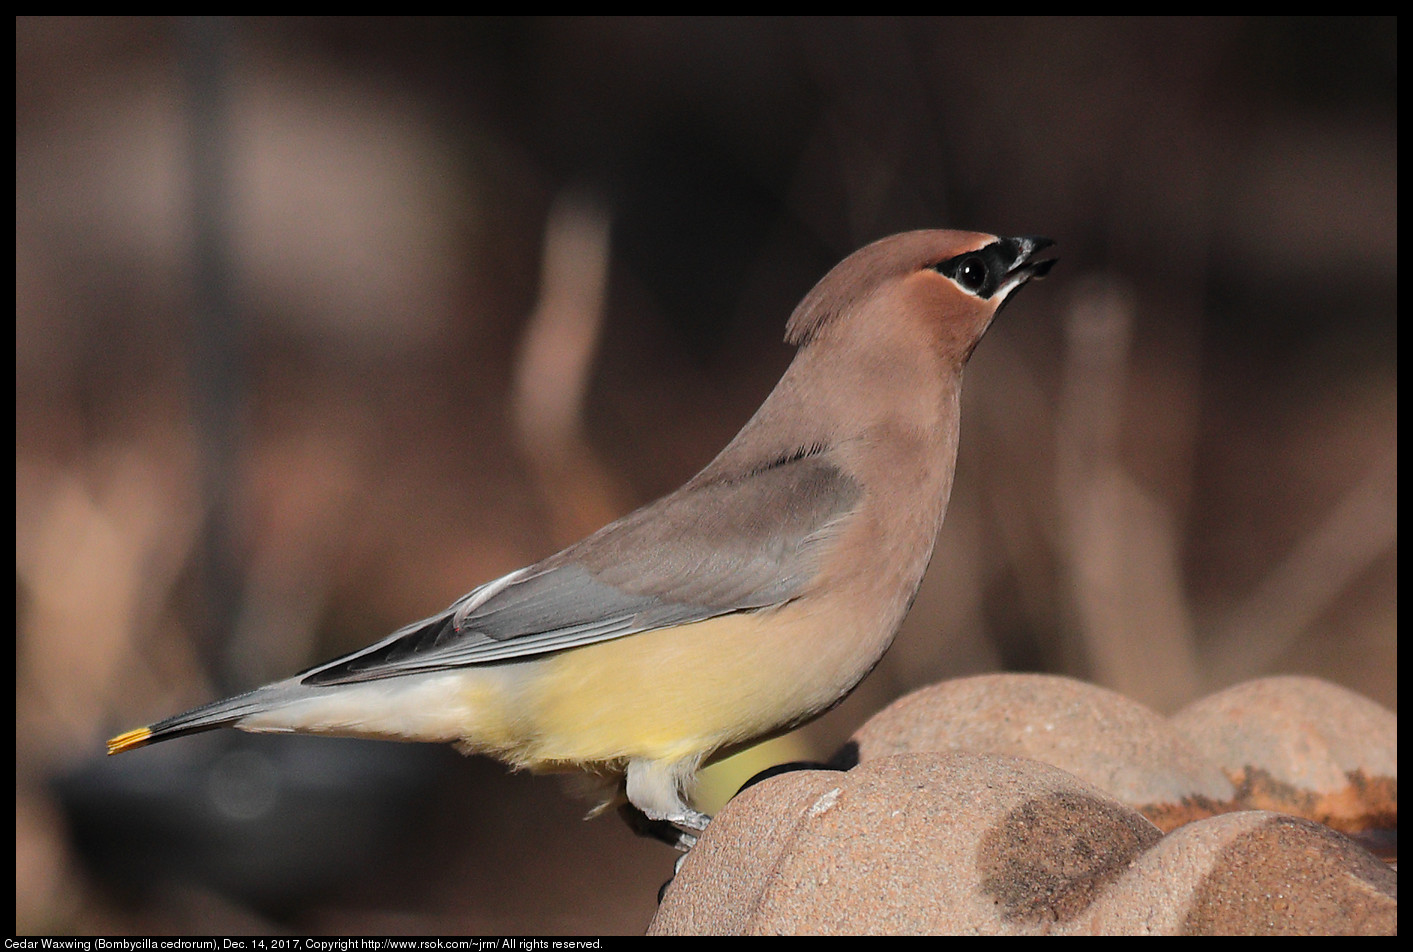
302,451 -> 860,685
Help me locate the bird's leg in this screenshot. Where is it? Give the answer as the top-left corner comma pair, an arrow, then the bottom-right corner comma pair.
623,758 -> 712,850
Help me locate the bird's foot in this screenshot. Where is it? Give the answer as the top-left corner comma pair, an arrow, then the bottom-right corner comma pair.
618,802 -> 710,851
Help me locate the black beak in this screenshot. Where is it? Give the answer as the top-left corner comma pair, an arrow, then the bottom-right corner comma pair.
1002,236 -> 1057,282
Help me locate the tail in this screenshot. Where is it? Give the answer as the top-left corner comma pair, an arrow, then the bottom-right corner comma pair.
106,688 -> 274,754
106,663 -> 481,755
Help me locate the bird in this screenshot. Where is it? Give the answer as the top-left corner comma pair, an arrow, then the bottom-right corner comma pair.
108,229 -> 1055,848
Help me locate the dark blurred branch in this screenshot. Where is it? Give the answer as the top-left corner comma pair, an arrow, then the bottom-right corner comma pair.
181,15 -> 246,691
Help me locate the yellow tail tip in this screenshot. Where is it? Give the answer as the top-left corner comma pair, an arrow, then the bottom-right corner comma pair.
107,727 -> 153,755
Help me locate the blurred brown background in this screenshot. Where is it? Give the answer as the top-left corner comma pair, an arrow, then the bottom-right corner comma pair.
16,16 -> 1395,935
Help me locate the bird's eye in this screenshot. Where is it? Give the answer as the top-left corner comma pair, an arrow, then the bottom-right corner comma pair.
955,256 -> 988,293
934,248 -> 1002,298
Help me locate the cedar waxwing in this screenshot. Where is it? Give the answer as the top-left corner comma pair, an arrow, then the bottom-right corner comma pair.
108,230 -> 1056,848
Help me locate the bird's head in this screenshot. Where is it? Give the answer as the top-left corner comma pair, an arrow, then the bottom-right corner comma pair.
786,230 -> 1056,367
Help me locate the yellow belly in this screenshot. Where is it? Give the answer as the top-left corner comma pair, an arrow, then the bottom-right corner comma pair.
463,600 -> 885,773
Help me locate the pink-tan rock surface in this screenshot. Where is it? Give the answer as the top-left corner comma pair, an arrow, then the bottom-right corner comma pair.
1072,810 -> 1397,935
1170,676 -> 1396,835
845,673 -> 1236,830
652,752 -> 1163,935
649,674 -> 1396,935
